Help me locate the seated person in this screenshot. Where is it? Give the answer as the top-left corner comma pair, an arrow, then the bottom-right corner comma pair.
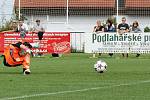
17,19 -> 29,38
106,19 -> 116,57
117,17 -> 129,57
32,19 -> 45,57
130,21 -> 142,57
32,19 -> 45,41
117,17 -> 129,35
106,19 -> 115,32
93,20 -> 105,57
93,20 -> 104,33
130,21 -> 142,33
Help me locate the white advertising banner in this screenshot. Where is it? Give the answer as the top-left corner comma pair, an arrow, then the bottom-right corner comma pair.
84,32 -> 150,53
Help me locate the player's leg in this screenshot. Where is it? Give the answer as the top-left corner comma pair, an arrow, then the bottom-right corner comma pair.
37,32 -> 44,56
136,53 -> 140,57
22,53 -> 31,75
38,32 -> 44,41
109,53 -> 113,57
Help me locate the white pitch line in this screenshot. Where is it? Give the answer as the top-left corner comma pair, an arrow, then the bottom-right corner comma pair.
1,80 -> 150,100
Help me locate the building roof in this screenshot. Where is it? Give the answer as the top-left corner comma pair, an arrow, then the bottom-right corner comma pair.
125,0 -> 150,8
14,0 -> 115,8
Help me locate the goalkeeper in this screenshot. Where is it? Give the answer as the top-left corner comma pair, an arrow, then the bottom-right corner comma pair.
3,42 -> 33,75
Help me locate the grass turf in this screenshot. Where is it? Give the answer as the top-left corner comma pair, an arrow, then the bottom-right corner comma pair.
0,53 -> 150,100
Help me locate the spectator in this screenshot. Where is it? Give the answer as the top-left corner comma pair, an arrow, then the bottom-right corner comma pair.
117,17 -> 129,57
106,19 -> 115,32
130,21 -> 142,33
11,20 -> 18,32
117,17 -> 129,35
130,21 -> 142,57
106,20 -> 115,57
93,20 -> 104,57
32,19 -> 45,57
93,20 -> 104,33
17,19 -> 29,38
32,19 -> 45,41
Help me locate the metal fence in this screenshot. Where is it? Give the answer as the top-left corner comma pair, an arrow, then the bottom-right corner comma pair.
1,0 -> 150,32
70,32 -> 85,53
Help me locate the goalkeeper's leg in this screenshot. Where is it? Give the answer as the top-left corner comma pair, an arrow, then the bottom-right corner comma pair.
22,54 -> 31,75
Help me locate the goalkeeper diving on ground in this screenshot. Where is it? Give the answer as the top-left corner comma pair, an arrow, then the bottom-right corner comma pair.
2,42 -> 39,75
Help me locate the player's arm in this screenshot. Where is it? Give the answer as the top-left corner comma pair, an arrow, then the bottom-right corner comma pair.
93,26 -> 97,32
15,42 -> 31,54
41,27 -> 45,32
101,27 -> 105,32
125,24 -> 130,32
117,24 -> 121,33
32,26 -> 38,33
20,45 -> 31,54
24,24 -> 29,32
39,25 -> 45,32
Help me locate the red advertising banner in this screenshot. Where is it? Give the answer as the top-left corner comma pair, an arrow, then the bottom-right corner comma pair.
0,33 -> 4,54
0,32 -> 70,54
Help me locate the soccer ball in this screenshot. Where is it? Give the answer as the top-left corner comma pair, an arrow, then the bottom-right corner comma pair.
94,60 -> 107,73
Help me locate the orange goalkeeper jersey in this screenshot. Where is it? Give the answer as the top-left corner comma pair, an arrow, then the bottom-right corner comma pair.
3,42 -> 30,70
4,44 -> 25,66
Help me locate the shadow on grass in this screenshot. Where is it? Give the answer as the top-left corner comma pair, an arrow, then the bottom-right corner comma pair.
0,71 -> 22,75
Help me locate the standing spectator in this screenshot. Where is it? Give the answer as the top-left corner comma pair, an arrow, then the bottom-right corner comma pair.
32,19 -> 45,57
17,19 -> 29,38
117,17 -> 129,57
93,20 -> 104,33
130,21 -> 142,57
106,19 -> 115,57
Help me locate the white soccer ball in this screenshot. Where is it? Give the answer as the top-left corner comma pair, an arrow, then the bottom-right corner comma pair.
94,60 -> 107,73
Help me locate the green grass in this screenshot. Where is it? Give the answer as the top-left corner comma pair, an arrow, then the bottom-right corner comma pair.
0,53 -> 150,100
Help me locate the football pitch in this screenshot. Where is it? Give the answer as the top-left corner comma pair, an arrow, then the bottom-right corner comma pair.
0,53 -> 150,100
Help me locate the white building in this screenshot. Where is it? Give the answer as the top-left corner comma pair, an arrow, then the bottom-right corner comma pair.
14,0 -> 150,32
13,0 -> 150,51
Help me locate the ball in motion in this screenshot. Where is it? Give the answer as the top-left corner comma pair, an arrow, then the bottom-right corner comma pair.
94,60 -> 107,73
